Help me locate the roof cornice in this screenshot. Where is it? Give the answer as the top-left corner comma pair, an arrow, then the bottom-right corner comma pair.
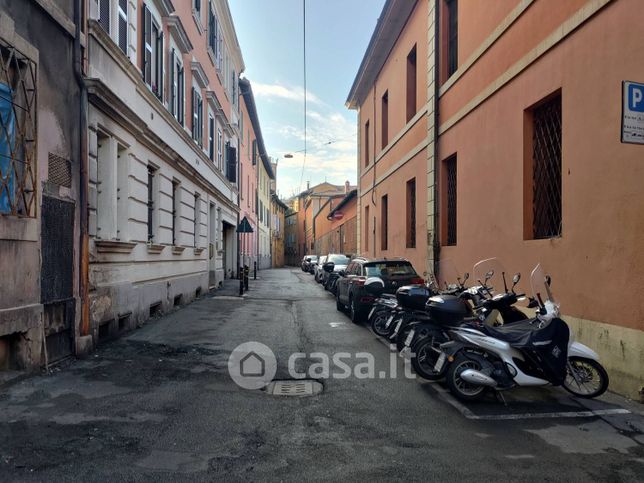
240,77 -> 274,179
214,0 -> 245,73
345,0 -> 417,109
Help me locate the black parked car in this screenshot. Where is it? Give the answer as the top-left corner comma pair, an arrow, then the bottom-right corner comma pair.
335,257 -> 424,323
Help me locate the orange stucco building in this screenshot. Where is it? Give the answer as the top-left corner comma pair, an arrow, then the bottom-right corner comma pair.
346,0 -> 432,276
435,0 -> 644,398
314,190 -> 358,257
349,0 -> 644,399
289,181 -> 354,260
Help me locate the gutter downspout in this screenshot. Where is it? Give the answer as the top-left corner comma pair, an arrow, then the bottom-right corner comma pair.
432,0 -> 441,276
74,0 -> 90,340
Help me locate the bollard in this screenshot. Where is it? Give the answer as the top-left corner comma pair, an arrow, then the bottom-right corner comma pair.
254,261 -> 257,280
239,266 -> 244,295
244,265 -> 250,291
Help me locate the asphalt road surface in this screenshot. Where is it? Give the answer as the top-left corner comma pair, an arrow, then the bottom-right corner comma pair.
0,268 -> 642,482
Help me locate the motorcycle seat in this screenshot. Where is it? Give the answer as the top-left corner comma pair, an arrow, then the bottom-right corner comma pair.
481,319 -> 541,347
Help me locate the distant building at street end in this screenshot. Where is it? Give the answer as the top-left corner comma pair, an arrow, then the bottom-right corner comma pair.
314,189 -> 358,257
284,211 -> 299,266
271,194 -> 289,268
287,181 -> 355,261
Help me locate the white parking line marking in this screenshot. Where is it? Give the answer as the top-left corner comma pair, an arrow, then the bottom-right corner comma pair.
371,330 -> 631,421
329,322 -> 346,328
470,408 -> 631,421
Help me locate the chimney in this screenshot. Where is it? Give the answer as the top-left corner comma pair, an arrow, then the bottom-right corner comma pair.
345,180 -> 350,194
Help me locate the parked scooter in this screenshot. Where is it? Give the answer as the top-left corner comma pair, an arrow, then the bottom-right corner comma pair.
408,260 -> 529,379
437,264 -> 609,401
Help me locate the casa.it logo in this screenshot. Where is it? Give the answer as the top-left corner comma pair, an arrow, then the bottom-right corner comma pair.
227,341 -> 277,390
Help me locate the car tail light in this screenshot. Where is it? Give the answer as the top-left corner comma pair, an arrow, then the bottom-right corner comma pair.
360,296 -> 374,303
410,277 -> 425,284
355,278 -> 366,286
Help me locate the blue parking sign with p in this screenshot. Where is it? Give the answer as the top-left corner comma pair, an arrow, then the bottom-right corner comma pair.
622,81 -> 644,144
628,83 -> 644,112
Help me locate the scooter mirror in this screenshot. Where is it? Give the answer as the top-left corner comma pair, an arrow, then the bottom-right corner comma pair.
463,272 -> 470,283
545,275 -> 551,286
512,273 -> 520,284
485,270 -> 494,282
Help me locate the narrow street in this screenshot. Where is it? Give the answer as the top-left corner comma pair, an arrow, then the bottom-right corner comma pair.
0,268 -> 642,481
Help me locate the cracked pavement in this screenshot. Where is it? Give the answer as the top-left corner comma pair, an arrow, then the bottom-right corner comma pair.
0,268 -> 642,481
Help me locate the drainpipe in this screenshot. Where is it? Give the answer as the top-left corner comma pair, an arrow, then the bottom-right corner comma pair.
74,0 -> 90,338
432,0 -> 440,276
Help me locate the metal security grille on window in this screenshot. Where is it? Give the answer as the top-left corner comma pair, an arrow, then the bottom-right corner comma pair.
48,153 -> 71,188
0,39 -> 37,217
446,157 -> 457,246
532,97 -> 562,239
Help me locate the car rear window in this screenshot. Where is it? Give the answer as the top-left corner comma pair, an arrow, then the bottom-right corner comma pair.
327,255 -> 350,265
365,262 -> 416,278
308,255 -> 318,261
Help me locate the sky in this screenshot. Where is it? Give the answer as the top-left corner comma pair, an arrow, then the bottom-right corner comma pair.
229,0 -> 386,198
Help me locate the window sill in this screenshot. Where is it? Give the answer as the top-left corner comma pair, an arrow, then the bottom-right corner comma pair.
95,240 -> 137,254
172,246 -> 186,255
146,243 -> 165,254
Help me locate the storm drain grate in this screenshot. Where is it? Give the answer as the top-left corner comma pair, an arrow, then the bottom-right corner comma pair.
263,380 -> 323,397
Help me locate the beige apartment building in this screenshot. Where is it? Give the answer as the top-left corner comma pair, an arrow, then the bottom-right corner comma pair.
85,0 -> 244,339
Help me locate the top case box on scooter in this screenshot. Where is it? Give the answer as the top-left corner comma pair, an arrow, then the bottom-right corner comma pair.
425,295 -> 471,326
396,285 -> 433,310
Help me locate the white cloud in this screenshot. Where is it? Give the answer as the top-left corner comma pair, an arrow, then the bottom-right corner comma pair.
253,85 -> 358,196
252,82 -> 324,106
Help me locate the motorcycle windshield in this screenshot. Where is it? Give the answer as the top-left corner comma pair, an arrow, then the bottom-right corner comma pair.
530,263 -> 557,306
437,258 -> 461,290
472,258 -> 507,295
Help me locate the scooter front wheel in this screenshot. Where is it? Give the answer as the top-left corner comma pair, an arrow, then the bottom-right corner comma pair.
563,357 -> 609,399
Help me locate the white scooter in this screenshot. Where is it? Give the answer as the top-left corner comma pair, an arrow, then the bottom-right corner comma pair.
437,264 -> 609,402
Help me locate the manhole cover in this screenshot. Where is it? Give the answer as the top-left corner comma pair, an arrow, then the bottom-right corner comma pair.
263,379 -> 323,397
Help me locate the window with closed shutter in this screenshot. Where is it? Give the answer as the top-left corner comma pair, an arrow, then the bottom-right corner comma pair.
99,0 -> 110,33
170,49 -> 176,116
226,144 -> 237,183
178,64 -> 184,125
154,29 -> 163,99
142,5 -> 152,85
118,0 -> 128,54
208,116 -> 214,161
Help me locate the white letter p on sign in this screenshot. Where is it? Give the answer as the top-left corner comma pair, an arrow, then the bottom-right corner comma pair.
633,89 -> 643,109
